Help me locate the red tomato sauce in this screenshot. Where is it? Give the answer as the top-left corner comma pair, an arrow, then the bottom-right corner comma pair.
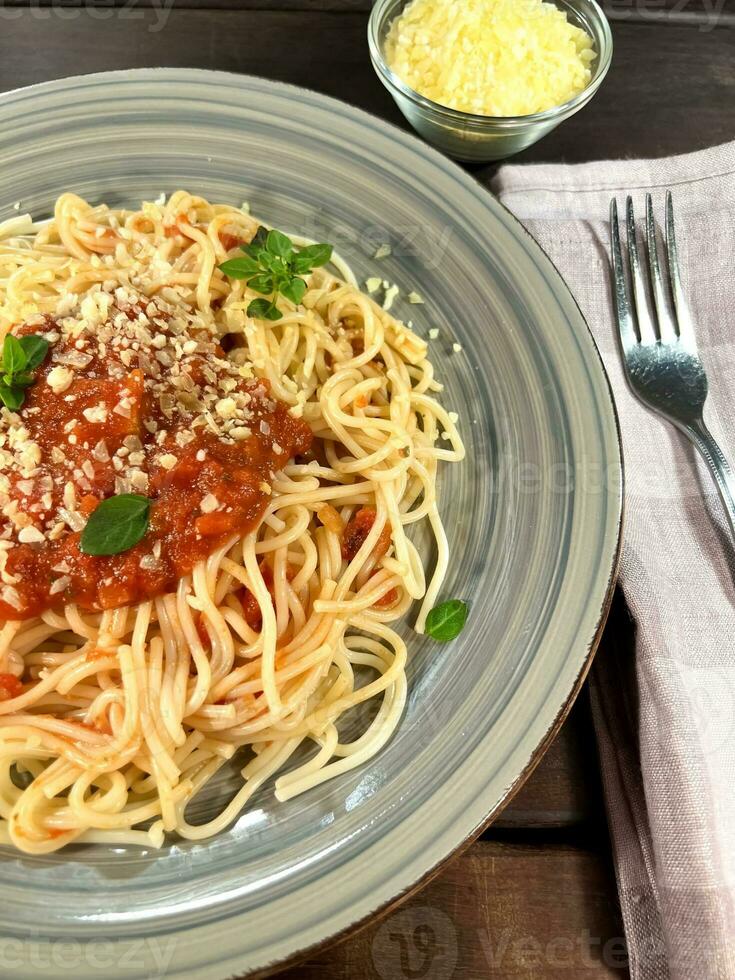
0,309 -> 312,620
0,674 -> 23,701
218,231 -> 243,252
341,507 -> 391,563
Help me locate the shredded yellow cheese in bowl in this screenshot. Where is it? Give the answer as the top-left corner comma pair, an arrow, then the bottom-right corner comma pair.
369,0 -> 612,160
385,0 -> 596,118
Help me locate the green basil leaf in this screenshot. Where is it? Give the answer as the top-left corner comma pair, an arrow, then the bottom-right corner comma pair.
247,298 -> 282,321
11,372 -> 35,388
280,277 -> 307,306
266,229 -> 294,260
2,335 -> 27,376
259,251 -> 283,273
0,384 -> 24,411
225,230 -> 334,329
424,599 -> 468,642
241,226 -> 269,260
292,243 -> 333,273
80,494 -> 151,556
247,274 -> 275,296
219,257 -> 260,280
18,335 -> 49,371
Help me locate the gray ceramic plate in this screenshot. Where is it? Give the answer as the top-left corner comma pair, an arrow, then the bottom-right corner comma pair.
0,69 -> 622,979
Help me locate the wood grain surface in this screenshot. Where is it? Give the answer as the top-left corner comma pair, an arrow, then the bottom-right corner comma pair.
2,0 -> 731,15
0,12 -> 733,165
1,7 -> 732,978
278,841 -> 627,980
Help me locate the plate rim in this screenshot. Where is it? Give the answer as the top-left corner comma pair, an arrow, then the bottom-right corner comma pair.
244,190 -> 625,979
0,66 -> 624,979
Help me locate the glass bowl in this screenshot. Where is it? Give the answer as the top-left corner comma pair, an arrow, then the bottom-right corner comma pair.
368,0 -> 613,162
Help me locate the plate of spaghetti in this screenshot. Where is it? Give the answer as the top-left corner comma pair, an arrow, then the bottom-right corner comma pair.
0,70 -> 622,979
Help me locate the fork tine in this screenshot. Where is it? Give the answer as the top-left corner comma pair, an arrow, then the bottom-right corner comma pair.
665,191 -> 697,351
645,193 -> 677,343
610,199 -> 637,351
626,196 -> 657,346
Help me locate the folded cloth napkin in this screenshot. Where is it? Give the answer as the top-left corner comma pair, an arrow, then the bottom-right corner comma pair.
492,141 -> 735,980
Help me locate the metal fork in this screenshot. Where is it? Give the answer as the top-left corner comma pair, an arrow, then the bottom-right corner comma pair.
610,192 -> 735,540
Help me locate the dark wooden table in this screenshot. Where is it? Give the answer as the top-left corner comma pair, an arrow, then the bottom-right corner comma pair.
2,4 -> 733,976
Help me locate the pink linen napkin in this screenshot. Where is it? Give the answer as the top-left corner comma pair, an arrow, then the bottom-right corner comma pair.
492,141 -> 735,980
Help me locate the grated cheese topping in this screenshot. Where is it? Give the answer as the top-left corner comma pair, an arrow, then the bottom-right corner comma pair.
0,285 -> 274,566
384,0 -> 596,117
382,283 -> 400,311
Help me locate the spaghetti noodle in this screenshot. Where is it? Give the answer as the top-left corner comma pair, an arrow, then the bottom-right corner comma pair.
0,191 -> 464,854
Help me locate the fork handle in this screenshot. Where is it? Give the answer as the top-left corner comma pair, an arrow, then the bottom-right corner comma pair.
683,418 -> 735,541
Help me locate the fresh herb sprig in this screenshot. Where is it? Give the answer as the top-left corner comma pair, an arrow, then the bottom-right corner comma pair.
425,599 -> 468,642
80,494 -> 151,556
219,228 -> 332,322
0,334 -> 50,410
